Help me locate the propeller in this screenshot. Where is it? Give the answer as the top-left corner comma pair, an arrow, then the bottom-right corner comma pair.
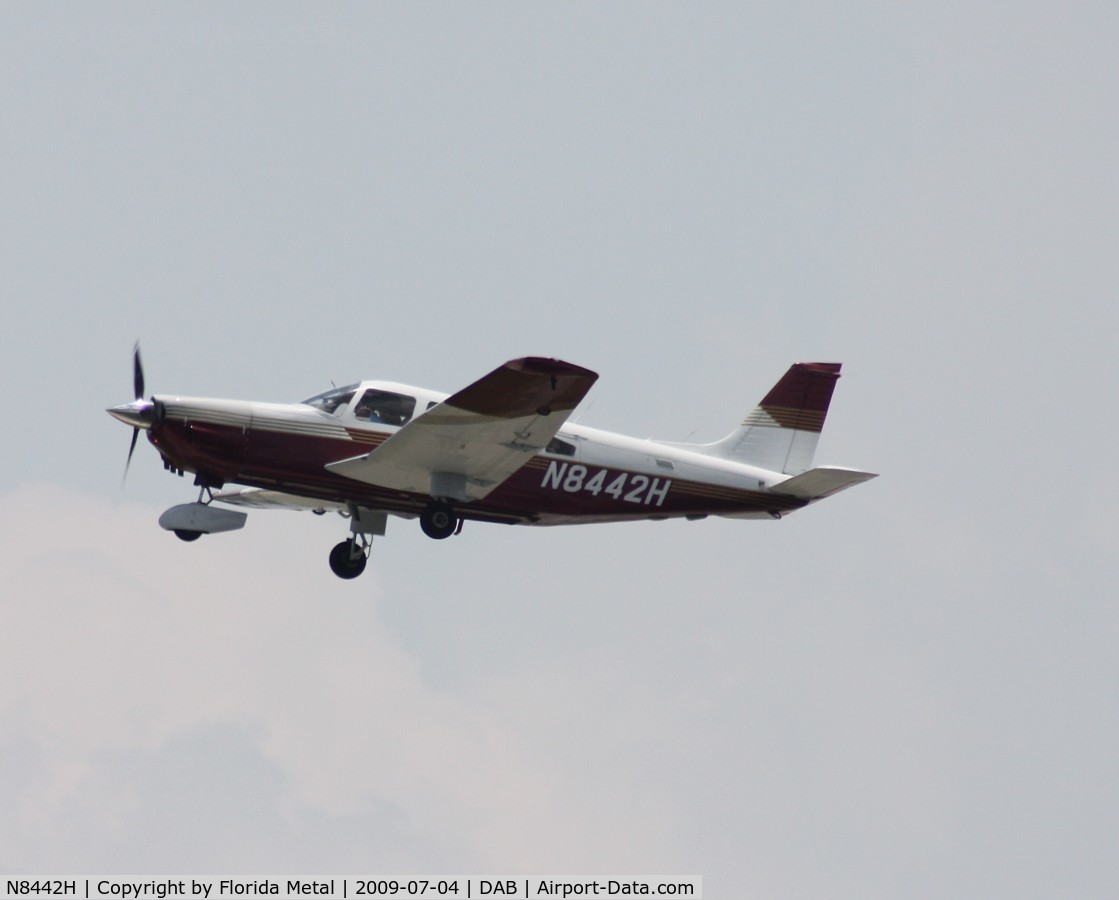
107,342 -> 156,483
126,343 -> 145,475
133,340 -> 145,403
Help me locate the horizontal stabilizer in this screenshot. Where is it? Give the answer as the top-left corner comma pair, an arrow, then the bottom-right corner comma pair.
770,466 -> 878,502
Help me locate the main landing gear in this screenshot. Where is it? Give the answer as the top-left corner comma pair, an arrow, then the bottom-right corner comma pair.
419,501 -> 459,540
329,535 -> 369,580
328,502 -> 461,578
328,505 -> 385,579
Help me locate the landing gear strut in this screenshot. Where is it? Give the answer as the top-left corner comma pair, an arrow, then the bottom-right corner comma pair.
328,505 -> 385,579
420,501 -> 459,540
329,535 -> 368,579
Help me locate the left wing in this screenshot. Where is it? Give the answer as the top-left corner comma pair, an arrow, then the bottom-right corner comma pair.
215,488 -> 348,512
326,357 -> 598,502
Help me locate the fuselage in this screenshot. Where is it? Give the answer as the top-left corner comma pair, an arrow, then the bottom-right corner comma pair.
142,380 -> 809,526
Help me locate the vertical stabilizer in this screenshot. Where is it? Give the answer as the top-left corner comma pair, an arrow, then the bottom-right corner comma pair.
703,362 -> 842,474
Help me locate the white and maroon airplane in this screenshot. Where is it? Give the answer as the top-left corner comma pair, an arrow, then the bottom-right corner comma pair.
108,349 -> 876,578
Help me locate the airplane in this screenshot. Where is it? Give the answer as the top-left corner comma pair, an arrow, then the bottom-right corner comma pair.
108,348 -> 876,579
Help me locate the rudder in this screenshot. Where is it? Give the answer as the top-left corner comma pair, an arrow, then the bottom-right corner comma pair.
703,362 -> 842,474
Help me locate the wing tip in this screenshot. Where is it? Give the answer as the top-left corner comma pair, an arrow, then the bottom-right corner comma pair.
793,361 -> 842,375
510,357 -> 599,381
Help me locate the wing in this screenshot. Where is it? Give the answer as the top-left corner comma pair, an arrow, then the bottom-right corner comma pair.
325,357 -> 598,502
214,488 -> 348,512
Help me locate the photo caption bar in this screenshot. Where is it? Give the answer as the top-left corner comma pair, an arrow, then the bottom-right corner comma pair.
2,878 -> 702,900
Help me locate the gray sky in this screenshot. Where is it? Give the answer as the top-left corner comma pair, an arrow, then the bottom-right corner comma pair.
3,2 -> 1118,895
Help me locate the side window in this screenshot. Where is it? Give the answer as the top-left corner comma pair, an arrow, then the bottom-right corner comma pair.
545,436 -> 576,457
353,389 -> 417,426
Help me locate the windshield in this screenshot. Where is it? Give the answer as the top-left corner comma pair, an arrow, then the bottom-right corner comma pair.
302,384 -> 359,415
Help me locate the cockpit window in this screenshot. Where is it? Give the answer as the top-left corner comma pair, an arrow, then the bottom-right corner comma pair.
302,384 -> 359,415
353,389 -> 417,426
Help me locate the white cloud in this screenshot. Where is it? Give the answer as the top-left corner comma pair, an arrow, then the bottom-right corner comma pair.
0,486 -> 679,874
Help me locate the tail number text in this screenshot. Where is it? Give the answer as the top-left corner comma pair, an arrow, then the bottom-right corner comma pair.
541,462 -> 671,506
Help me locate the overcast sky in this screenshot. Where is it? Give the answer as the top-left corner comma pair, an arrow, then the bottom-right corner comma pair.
3,2 -> 1118,895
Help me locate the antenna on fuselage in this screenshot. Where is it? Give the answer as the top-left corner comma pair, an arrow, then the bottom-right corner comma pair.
569,398 -> 596,424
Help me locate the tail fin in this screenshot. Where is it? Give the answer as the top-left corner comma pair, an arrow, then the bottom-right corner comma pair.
702,362 -> 842,474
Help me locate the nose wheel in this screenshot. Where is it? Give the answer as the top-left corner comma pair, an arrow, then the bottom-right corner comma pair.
329,536 -> 368,579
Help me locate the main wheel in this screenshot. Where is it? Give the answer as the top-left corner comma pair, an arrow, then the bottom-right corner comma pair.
420,501 -> 458,540
329,538 -> 367,579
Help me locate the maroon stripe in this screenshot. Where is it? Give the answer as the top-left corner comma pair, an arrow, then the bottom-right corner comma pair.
759,363 -> 841,432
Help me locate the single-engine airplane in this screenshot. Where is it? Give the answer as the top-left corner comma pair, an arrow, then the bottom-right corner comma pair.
108,348 -> 876,578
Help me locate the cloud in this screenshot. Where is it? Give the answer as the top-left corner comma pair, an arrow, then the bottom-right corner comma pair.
0,485 -> 644,873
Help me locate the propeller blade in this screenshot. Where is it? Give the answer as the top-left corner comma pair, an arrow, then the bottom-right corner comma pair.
133,342 -> 145,400
124,427 -> 140,482
123,343 -> 147,485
